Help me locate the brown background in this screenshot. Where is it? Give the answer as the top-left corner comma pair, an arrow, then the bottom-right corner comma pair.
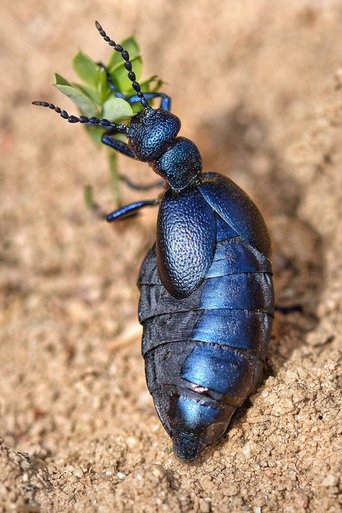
0,1 -> 341,512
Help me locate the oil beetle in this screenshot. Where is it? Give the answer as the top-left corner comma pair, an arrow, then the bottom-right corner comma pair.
33,21 -> 274,461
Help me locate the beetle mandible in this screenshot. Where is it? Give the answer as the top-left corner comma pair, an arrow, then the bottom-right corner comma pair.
33,21 -> 274,461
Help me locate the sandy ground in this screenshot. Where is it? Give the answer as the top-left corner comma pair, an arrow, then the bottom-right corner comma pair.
0,1 -> 341,512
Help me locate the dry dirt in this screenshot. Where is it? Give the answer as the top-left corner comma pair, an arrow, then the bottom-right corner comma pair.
0,1 -> 341,512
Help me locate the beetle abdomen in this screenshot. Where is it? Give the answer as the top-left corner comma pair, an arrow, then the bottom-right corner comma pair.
138,215 -> 274,461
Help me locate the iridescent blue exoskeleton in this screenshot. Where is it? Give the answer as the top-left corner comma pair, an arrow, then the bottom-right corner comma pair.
33,22 -> 274,461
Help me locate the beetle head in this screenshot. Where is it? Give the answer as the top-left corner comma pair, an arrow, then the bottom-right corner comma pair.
127,108 -> 181,162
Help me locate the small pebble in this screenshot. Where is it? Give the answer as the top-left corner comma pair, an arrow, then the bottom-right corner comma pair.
322,474 -> 339,487
242,441 -> 257,459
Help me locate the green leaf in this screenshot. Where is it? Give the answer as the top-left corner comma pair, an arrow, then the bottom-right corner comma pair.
55,73 -> 72,86
94,67 -> 111,103
77,83 -> 101,105
102,97 -> 133,121
131,102 -> 144,115
107,37 -> 140,70
109,152 -> 122,207
141,76 -> 164,93
73,51 -> 99,86
85,126 -> 104,146
54,82 -> 98,118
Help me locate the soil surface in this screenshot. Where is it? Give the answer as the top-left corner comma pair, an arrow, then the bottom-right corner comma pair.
1,1 -> 341,512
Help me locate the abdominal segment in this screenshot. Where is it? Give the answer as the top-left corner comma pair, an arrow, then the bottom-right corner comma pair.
138,218 -> 274,461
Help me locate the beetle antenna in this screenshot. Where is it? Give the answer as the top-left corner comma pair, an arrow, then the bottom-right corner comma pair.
95,20 -> 149,109
32,101 -> 129,133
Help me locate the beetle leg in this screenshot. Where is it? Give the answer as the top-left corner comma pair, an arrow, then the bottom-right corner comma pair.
106,199 -> 160,221
102,134 -> 164,189
98,62 -> 171,110
102,132 -> 164,190
101,131 -> 136,159
124,92 -> 172,111
119,175 -> 165,191
97,62 -> 125,97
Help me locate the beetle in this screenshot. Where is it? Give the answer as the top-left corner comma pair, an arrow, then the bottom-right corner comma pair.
33,21 -> 274,461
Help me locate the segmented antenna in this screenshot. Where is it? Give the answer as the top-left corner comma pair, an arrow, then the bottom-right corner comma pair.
95,20 -> 149,109
31,101 -> 128,133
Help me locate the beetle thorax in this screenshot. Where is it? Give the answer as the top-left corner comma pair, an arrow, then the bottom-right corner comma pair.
152,137 -> 202,191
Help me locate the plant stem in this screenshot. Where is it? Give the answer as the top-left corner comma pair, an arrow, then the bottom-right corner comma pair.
109,152 -> 122,207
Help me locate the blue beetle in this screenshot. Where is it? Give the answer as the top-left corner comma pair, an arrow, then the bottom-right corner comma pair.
33,22 -> 274,461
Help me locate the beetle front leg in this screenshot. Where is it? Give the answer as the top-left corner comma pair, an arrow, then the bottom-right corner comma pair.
119,175 -> 165,192
101,131 -> 136,159
106,199 -> 160,221
97,62 -> 126,98
124,93 -> 172,111
102,132 -> 165,190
